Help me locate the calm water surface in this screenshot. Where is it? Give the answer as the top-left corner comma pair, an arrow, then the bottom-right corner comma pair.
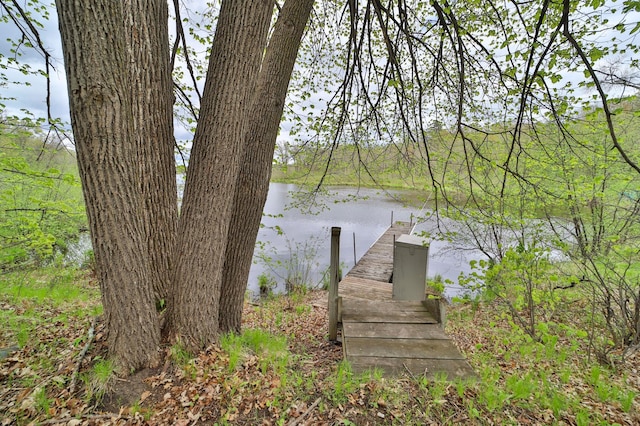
249,183 -> 481,298
67,183 -> 482,299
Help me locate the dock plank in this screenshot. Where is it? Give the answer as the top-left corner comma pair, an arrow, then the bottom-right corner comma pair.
343,311 -> 438,324
343,322 -> 449,339
343,299 -> 431,312
346,222 -> 413,283
345,337 -> 466,359
338,277 -> 392,301
334,221 -> 474,379
349,357 -> 476,378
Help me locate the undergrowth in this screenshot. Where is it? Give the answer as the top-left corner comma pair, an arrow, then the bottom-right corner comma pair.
0,266 -> 638,425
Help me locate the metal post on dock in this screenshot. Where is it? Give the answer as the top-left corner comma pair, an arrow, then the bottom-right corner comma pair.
391,211 -> 394,226
393,234 -> 396,272
353,232 -> 356,266
329,227 -> 341,341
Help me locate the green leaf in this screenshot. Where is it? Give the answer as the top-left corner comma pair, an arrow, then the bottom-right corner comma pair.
588,47 -> 604,62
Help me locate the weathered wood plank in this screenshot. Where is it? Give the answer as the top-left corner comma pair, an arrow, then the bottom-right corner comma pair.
340,276 -> 394,289
340,283 -> 389,291
346,222 -> 412,283
343,299 -> 430,313
345,337 -> 466,359
333,221 -> 474,379
342,311 -> 438,324
341,299 -> 437,323
343,322 -> 448,339
346,273 -> 391,282
349,357 -> 476,379
328,227 -> 340,341
339,277 -> 393,301
339,291 -> 390,302
339,291 -> 391,303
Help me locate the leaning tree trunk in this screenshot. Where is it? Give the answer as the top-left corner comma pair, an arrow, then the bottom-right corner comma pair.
56,0 -> 174,371
218,0 -> 315,334
128,0 -> 178,303
166,0 -> 274,350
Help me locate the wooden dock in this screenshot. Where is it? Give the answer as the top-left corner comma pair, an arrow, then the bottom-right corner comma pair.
333,222 -> 474,378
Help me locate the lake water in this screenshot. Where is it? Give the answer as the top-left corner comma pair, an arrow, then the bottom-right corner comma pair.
67,183 -> 482,299
249,183 -> 480,299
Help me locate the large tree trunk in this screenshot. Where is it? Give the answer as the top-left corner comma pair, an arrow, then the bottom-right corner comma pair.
56,0 -> 174,371
166,0 -> 274,350
128,1 -> 178,303
218,0 -> 315,333
57,0 -> 311,366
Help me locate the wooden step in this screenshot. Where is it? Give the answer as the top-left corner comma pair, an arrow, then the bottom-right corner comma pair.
343,322 -> 448,339
341,300 -> 438,324
332,221 -> 474,379
349,357 -> 476,379
345,337 -> 466,359
342,311 -> 437,324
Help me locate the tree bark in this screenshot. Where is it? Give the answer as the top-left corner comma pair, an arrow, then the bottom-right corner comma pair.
56,0 -> 170,372
218,0 -> 315,333
127,0 -> 178,303
57,0 -> 312,366
166,0 -> 274,349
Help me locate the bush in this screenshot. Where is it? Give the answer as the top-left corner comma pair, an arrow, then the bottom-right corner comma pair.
0,120 -> 86,270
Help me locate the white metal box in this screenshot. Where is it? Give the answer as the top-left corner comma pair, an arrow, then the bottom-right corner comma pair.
392,234 -> 429,301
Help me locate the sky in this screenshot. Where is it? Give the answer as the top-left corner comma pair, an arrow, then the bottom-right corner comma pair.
0,1 -> 316,151
1,8 -> 69,124
0,1 -> 208,144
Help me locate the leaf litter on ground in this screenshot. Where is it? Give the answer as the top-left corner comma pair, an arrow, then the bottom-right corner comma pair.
1,276 -> 639,425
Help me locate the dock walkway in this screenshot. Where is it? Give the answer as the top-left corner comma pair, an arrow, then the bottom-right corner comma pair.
336,222 -> 474,378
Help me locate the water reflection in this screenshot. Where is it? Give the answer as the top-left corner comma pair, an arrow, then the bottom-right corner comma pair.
251,183 -> 481,299
65,183 -> 483,299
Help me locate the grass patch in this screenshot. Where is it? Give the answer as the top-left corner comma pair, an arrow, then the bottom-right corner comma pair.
82,357 -> 115,403
170,341 -> 194,366
221,328 -> 290,375
1,266 -> 639,425
0,267 -> 98,306
445,294 -> 640,425
0,267 -> 99,350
